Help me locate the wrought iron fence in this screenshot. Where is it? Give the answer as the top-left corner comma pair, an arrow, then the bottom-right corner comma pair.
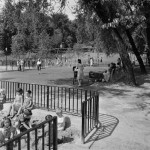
81,94 -> 99,143
0,80 -> 99,144
0,116 -> 57,150
0,81 -> 95,115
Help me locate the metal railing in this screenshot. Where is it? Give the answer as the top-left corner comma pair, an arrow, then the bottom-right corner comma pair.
0,116 -> 58,150
0,60 -> 45,71
0,81 -> 95,115
0,80 -> 99,144
81,94 -> 99,143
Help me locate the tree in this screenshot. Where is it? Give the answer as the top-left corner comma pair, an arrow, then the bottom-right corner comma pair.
74,0 -> 137,85
62,0 -> 150,84
50,13 -> 77,47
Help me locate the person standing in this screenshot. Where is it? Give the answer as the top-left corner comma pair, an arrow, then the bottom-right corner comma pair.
37,58 -> 42,74
20,59 -> 24,71
17,60 -> 21,71
76,59 -> 84,87
90,57 -> 94,66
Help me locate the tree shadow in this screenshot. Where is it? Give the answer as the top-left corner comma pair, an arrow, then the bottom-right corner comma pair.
136,92 -> 150,98
134,66 -> 150,87
85,113 -> 119,146
47,75 -> 93,87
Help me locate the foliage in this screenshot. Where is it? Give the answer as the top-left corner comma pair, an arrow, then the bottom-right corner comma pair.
0,0 -> 77,57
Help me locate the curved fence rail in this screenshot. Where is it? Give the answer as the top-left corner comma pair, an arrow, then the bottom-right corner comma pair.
0,116 -> 57,150
0,80 -> 99,145
0,81 -> 96,115
82,94 -> 99,143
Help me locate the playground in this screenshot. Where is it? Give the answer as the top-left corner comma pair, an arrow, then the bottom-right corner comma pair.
0,63 -> 150,150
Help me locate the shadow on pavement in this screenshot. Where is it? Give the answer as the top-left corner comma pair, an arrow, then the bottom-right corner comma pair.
85,113 -> 119,147
47,75 -> 93,87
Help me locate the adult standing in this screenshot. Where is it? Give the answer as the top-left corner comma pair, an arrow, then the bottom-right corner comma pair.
20,59 -> 24,71
37,58 -> 42,74
90,57 -> 94,66
76,59 -> 84,87
17,60 -> 21,71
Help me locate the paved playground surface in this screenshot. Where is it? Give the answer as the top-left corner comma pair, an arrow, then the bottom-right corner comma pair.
0,66 -> 150,150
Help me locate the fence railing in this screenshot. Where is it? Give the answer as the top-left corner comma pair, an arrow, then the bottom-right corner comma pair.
0,60 -> 45,71
0,116 -> 58,150
81,94 -> 99,143
0,80 -> 99,145
0,81 -> 95,115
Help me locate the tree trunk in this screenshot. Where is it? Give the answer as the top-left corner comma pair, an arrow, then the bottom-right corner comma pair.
114,28 -> 137,85
146,22 -> 150,66
119,47 -> 137,85
125,29 -> 147,74
143,1 -> 150,66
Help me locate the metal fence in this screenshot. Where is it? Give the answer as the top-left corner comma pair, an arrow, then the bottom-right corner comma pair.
0,60 -> 45,71
0,80 -> 99,145
0,81 -> 95,115
81,94 -> 99,143
0,116 -> 58,150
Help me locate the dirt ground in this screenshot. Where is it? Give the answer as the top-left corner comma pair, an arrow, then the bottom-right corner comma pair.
0,66 -> 150,150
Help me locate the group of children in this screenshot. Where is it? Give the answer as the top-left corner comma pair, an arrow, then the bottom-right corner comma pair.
0,87 -> 69,146
0,88 -> 34,144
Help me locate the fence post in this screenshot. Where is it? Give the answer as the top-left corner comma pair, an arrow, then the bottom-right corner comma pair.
85,90 -> 87,101
96,93 -> 99,126
81,102 -> 85,144
47,86 -> 49,110
17,83 -> 20,88
53,116 -> 58,150
6,142 -> 13,150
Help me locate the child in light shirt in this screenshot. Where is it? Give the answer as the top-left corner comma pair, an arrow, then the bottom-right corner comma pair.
7,88 -> 23,118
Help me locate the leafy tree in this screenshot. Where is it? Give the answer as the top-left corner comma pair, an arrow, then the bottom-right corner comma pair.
50,13 -> 77,47
60,0 -> 140,85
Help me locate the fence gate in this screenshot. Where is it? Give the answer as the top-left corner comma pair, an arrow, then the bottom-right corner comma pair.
81,93 -> 99,143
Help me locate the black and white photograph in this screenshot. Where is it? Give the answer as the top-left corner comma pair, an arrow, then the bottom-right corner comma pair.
0,0 -> 150,150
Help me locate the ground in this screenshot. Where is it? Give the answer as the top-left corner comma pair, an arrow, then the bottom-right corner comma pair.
0,66 -> 150,150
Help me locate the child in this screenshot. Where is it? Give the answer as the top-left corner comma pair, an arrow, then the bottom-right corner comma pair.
0,89 -> 6,111
56,108 -> 65,131
44,115 -> 53,146
7,88 -> 23,118
14,109 -> 32,134
16,90 -> 33,116
0,118 -> 16,143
